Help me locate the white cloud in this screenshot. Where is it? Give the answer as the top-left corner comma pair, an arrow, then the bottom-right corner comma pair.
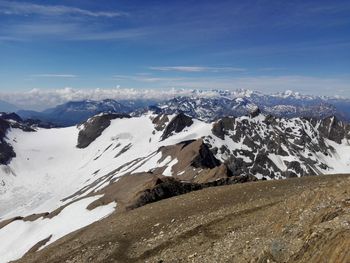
30,74 -> 77,78
112,74 -> 184,83
0,1 -> 126,18
1,22 -> 152,41
149,66 -> 246,73
0,75 -> 349,110
0,87 -> 197,110
0,2 -> 153,42
112,74 -> 350,98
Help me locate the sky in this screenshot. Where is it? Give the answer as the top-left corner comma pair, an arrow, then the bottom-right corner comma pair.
0,0 -> 349,108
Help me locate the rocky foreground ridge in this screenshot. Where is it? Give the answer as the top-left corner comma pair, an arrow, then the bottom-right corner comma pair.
15,174 -> 350,263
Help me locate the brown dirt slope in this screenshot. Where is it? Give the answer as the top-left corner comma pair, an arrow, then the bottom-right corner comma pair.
15,174 -> 350,263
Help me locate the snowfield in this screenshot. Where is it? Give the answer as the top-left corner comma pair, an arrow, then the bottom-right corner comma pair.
0,112 -> 350,263
0,196 -> 116,263
0,114 -> 212,263
0,114 -> 202,219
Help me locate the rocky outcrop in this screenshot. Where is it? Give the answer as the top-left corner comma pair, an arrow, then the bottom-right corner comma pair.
86,171 -> 256,212
151,114 -> 169,131
0,112 -> 23,122
249,107 -> 261,118
207,114 -> 350,179
161,113 -> 193,140
77,113 -> 130,148
315,116 -> 350,144
191,141 -> 221,169
211,117 -> 235,140
131,175 -> 256,210
0,114 -> 36,165
23,119 -> 59,129
0,119 -> 16,165
157,139 -> 229,183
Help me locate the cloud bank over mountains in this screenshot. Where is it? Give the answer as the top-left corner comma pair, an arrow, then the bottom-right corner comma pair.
0,85 -> 348,111
1,72 -> 349,110
0,87 -> 204,110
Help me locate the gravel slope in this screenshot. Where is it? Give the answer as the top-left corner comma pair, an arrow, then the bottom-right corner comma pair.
16,174 -> 350,263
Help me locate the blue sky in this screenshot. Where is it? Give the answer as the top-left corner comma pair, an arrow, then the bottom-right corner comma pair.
0,0 -> 349,100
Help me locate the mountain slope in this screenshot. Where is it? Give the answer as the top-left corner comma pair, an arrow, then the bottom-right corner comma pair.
1,112 -> 350,215
14,174 -> 350,263
0,112 -> 350,262
208,115 -> 350,178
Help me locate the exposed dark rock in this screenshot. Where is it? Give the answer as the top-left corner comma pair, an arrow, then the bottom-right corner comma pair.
148,105 -> 162,114
250,152 -> 279,177
317,116 -> 350,144
243,137 -> 256,150
161,113 -> 193,140
152,114 -> 169,131
24,119 -> 59,129
263,114 -> 278,126
219,145 -> 229,154
0,112 -> 23,122
129,175 -> 257,210
0,140 -> 16,165
77,113 -> 130,148
190,142 -> 221,169
114,143 -> 132,158
129,177 -> 203,209
0,113 -> 37,165
225,156 -> 249,176
0,216 -> 23,229
0,119 -> 15,165
25,235 -> 52,255
212,118 -> 233,140
250,107 -> 261,118
177,139 -> 196,149
286,161 -> 304,176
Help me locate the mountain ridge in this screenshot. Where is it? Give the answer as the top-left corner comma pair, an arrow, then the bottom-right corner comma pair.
10,89 -> 350,127
0,94 -> 349,262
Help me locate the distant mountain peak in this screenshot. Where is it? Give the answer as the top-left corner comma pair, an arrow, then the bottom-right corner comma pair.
15,89 -> 350,127
18,99 -> 132,127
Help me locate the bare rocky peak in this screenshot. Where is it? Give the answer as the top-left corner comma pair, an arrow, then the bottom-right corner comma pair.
77,113 -> 130,148
161,113 -> 194,140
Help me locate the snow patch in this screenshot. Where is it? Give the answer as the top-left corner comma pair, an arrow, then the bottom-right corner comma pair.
0,196 -> 116,263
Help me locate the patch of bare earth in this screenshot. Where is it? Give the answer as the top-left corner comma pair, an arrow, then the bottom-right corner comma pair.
15,174 -> 350,263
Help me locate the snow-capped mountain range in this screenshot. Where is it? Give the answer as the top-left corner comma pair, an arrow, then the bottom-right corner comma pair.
15,89 -> 350,126
153,89 -> 344,122
0,108 -> 350,262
